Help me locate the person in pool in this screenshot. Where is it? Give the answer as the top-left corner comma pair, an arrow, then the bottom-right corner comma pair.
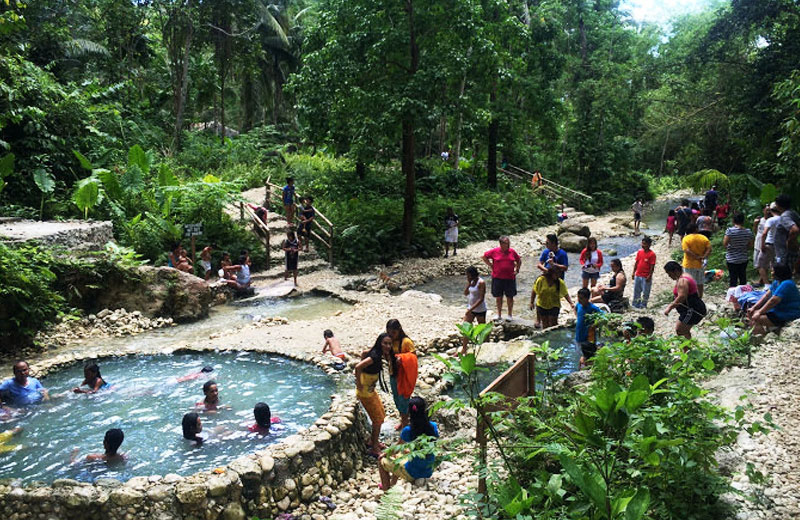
248,402 -> 283,435
177,366 -> 214,383
182,412 -> 204,445
0,361 -> 49,406
72,363 -> 109,394
83,428 -> 126,463
197,380 -> 225,411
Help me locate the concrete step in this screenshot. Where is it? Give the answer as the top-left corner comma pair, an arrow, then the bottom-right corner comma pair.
251,257 -> 330,281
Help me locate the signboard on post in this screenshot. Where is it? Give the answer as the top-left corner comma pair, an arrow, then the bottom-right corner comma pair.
182,223 -> 203,267
183,223 -> 203,238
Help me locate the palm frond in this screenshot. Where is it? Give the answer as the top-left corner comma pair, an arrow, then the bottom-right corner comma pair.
64,38 -> 110,58
257,4 -> 290,50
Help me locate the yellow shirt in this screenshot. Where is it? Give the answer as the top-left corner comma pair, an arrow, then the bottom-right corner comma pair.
392,337 -> 415,355
356,372 -> 379,399
682,233 -> 710,270
533,276 -> 568,310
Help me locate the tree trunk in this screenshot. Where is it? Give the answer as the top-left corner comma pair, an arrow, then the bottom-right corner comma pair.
487,79 -> 498,189
173,24 -> 193,150
402,0 -> 419,246
273,56 -> 283,125
356,161 -> 366,180
659,128 -> 670,176
220,71 -> 226,143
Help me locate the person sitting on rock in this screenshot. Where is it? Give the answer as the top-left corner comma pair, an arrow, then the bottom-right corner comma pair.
378,396 -> 439,492
175,247 -> 193,274
223,254 -> 251,291
321,330 -> 346,361
747,264 -> 800,335
590,258 -> 627,312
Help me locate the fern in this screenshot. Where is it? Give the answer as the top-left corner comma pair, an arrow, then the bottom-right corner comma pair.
64,38 -> 110,58
375,485 -> 404,520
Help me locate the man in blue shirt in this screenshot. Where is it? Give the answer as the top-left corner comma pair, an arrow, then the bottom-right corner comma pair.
538,234 -> 569,280
0,361 -> 49,406
282,177 -> 296,224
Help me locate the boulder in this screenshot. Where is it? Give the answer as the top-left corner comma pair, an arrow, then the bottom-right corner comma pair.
95,266 -> 211,322
557,223 -> 591,238
559,233 -> 588,253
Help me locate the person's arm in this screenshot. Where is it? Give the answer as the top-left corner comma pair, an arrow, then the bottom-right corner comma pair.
610,273 -> 626,293
789,224 -> 800,247
752,217 -> 760,235
514,255 -> 522,275
354,358 -> 373,393
223,264 -> 242,273
747,290 -> 772,316
468,281 -> 486,313
723,233 -> 730,248
579,249 -> 588,267
665,278 -> 689,315
481,254 -> 493,272
647,259 -> 656,280
463,281 -> 471,296
564,291 -> 575,311
529,285 -> 537,310
321,340 -> 330,354
751,294 -> 782,319
761,227 -> 769,252
596,250 -> 603,269
702,242 -> 712,260
633,259 -> 639,275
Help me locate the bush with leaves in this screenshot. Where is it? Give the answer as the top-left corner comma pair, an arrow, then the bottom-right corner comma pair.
437,323 -> 773,520
0,243 -> 66,345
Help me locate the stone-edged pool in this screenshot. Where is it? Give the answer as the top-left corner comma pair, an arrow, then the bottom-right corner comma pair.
0,351 -> 335,484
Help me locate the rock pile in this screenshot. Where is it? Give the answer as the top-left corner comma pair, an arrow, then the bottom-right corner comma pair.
37,308 -> 174,346
251,316 -> 290,328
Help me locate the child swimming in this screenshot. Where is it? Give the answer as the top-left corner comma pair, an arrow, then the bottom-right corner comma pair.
85,428 -> 125,462
198,380 -> 222,411
72,363 -> 109,394
182,412 -> 203,445
247,402 -> 283,435
177,366 -> 214,383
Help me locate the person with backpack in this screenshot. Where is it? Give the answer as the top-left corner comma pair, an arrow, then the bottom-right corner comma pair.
386,319 -> 417,431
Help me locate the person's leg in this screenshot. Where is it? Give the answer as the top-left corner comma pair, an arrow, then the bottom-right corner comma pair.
293,269 -> 298,285
582,275 -> 589,289
590,275 -> 597,288
453,241 -> 457,255
507,297 -> 514,319
379,458 -> 392,490
675,321 -> 692,339
697,281 -> 704,299
494,297 -> 503,319
444,242 -> 449,257
738,262 -> 748,286
460,311 -> 475,354
642,277 -> 652,307
727,262 -> 736,288
632,276 -> 643,308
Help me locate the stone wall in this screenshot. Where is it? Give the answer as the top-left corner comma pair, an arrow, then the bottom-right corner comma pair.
0,350 -> 368,520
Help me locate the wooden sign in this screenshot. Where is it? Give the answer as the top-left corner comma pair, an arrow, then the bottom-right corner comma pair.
183,223 -> 203,237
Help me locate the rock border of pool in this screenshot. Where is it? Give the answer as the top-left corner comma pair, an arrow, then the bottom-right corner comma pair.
0,346 -> 369,520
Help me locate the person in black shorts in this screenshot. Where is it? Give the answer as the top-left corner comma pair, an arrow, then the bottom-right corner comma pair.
663,261 -> 707,339
282,230 -> 300,285
298,197 -> 316,252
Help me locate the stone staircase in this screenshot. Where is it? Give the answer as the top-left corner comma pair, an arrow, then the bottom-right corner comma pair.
249,211 -> 331,281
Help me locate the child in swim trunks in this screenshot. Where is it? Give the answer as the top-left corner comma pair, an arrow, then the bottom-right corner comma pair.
322,330 -> 346,360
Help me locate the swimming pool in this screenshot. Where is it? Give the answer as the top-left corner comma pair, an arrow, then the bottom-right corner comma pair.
0,351 -> 335,484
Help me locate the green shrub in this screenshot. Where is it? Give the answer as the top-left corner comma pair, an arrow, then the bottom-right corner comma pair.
0,243 -> 66,345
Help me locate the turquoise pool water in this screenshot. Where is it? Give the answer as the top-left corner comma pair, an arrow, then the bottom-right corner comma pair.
0,352 -> 334,484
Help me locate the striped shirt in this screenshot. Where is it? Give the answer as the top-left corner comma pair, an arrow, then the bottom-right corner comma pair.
725,226 -> 754,264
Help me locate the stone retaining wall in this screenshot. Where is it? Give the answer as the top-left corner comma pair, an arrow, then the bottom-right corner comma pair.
0,220 -> 114,250
0,349 -> 368,520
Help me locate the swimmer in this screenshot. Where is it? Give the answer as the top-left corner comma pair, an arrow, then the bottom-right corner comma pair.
321,330 -> 346,360
177,366 -> 214,383
248,402 -> 282,435
84,428 -> 125,463
73,363 -> 109,394
0,426 -> 22,454
182,412 -> 204,445
197,380 -> 228,411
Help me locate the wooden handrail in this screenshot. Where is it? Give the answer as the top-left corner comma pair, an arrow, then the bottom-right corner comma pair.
263,180 -> 335,267
505,164 -> 592,200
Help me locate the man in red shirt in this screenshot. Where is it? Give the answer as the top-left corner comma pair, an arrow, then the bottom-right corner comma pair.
632,236 -> 656,308
482,236 -> 522,320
